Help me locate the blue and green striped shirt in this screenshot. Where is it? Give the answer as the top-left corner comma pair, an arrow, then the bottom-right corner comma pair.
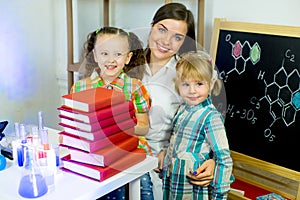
163,97 -> 233,200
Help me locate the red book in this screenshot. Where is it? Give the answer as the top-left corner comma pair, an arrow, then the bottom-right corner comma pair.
59,128 -> 134,152
57,101 -> 134,124
59,118 -> 137,141
62,87 -> 126,112
61,148 -> 146,182
58,109 -> 135,132
68,136 -> 139,167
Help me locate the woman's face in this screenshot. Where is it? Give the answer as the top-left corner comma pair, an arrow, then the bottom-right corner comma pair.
149,19 -> 187,62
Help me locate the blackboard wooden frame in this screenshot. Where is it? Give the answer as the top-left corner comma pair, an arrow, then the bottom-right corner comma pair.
210,18 -> 300,199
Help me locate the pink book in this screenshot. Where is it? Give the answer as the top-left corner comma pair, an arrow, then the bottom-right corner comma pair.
58,128 -> 134,152
57,101 -> 134,124
68,136 -> 139,167
59,117 -> 137,141
61,148 -> 146,182
58,109 -> 135,132
62,87 -> 126,112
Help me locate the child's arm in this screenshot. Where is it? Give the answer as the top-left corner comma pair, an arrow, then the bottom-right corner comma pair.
130,78 -> 151,136
204,112 -> 233,198
134,112 -> 149,136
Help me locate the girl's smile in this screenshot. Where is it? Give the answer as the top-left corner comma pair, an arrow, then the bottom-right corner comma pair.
93,34 -> 132,83
179,80 -> 210,106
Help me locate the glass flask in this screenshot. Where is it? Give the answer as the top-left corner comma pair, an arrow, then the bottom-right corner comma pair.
18,145 -> 48,198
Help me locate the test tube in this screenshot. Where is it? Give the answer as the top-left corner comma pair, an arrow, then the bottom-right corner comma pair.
17,124 -> 27,166
20,124 -> 27,144
14,123 -> 20,139
38,111 -> 44,131
40,129 -> 49,150
12,122 -> 21,165
31,126 -> 40,147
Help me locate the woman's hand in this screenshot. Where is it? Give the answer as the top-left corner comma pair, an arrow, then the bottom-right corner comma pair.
187,159 -> 215,186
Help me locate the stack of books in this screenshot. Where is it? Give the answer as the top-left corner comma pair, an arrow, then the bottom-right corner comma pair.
57,87 -> 146,181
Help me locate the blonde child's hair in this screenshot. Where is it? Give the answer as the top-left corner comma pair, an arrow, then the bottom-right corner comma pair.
174,51 -> 222,96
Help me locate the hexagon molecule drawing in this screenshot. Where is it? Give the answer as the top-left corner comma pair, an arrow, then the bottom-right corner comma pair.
226,34 -> 261,75
260,59 -> 300,127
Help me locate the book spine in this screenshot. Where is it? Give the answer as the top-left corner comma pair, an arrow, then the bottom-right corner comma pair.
59,128 -> 135,152
103,137 -> 138,166
59,118 -> 136,141
59,110 -> 135,132
61,148 -> 146,182
58,101 -> 134,124
89,130 -> 134,152
69,136 -> 139,166
88,92 -> 126,113
100,149 -> 146,181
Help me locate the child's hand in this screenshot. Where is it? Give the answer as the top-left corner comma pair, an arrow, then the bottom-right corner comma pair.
187,159 -> 215,186
153,150 -> 166,176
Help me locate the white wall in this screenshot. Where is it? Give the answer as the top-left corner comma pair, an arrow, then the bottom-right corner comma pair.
204,0 -> 300,51
75,0 -> 300,58
0,0 -> 67,133
1,0 -> 299,134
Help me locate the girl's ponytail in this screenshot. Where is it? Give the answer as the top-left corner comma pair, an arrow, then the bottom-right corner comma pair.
124,32 -> 146,80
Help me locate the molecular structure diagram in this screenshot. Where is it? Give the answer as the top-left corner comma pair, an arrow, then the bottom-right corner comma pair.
260,50 -> 300,128
224,34 -> 261,76
224,36 -> 299,141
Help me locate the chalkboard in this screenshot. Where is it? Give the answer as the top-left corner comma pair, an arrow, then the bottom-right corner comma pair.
210,19 -> 300,172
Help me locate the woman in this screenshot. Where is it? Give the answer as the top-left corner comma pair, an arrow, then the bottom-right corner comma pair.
138,3 -> 216,199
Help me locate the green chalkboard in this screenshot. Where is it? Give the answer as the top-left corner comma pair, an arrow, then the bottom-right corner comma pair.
210,19 -> 300,172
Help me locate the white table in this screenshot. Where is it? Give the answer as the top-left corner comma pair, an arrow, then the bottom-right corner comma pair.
0,127 -> 158,200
